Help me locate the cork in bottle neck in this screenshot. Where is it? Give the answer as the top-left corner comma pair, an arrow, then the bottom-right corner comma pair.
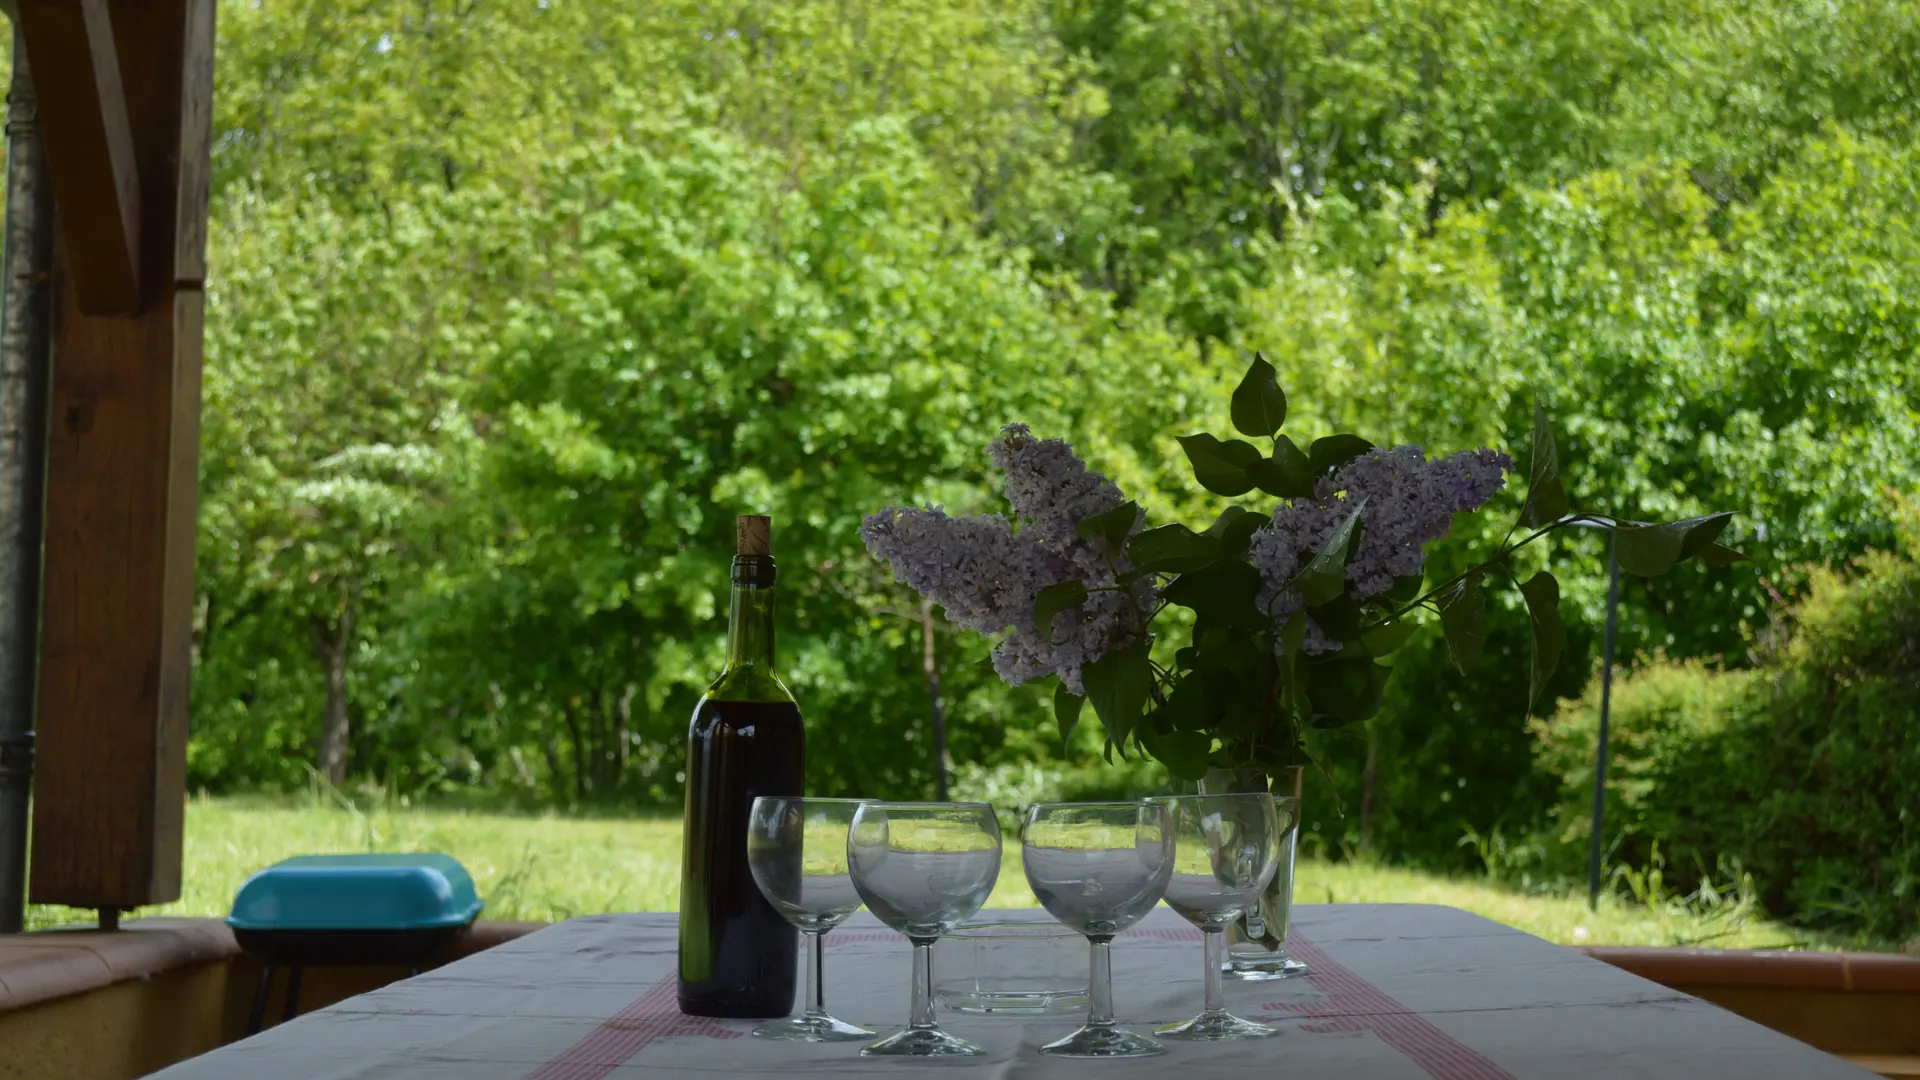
737,515 -> 772,556
732,515 -> 775,587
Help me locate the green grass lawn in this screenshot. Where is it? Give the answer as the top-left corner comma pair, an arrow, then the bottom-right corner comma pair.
22,795 -> 1834,949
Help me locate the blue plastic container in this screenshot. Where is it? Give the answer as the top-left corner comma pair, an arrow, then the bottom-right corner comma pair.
227,853 -> 483,966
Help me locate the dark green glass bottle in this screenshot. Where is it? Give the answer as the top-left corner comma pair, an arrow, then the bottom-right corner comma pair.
677,515 -> 804,1018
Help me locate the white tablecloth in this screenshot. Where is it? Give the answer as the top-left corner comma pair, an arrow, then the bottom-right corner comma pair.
151,904 -> 1872,1079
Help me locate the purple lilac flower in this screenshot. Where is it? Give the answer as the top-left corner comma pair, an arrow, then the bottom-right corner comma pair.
989,583 -> 1153,695
1248,445 -> 1512,653
862,426 -> 1159,694
858,506 -> 1069,636
992,424 -> 1143,581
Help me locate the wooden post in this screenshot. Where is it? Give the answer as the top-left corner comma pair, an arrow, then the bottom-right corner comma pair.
24,0 -> 214,910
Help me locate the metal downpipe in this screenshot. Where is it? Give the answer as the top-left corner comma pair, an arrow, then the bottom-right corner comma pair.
0,26 -> 55,936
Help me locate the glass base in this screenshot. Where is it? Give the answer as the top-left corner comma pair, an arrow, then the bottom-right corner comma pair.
1156,1009 -> 1280,1040
936,985 -> 1090,1014
1040,1023 -> 1165,1058
1224,953 -> 1310,981
752,1012 -> 874,1042
861,1026 -> 986,1057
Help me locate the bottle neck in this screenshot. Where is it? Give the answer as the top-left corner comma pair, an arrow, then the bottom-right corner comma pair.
723,556 -> 778,674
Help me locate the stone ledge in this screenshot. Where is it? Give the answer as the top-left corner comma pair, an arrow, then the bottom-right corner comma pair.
0,918 -> 239,1013
0,917 -> 547,1014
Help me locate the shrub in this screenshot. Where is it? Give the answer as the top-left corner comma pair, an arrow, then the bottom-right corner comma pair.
1530,658 -> 1762,886
1530,527 -> 1920,941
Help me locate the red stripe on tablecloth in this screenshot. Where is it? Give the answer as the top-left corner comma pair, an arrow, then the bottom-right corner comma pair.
1131,925 -> 1204,942
522,975 -> 743,1080
1268,934 -> 1520,1080
519,923 -> 1516,1080
823,930 -> 905,946
523,928 -> 897,1079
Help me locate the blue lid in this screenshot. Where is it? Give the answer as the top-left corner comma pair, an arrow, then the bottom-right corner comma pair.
226,853 -> 483,932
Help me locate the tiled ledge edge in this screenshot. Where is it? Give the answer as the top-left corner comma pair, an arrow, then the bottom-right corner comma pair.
1583,946 -> 1920,993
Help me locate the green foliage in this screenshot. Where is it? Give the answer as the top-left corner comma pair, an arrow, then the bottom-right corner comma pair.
1233,127 -> 1920,872
1531,532 -> 1920,940
179,0 -> 1920,874
1054,0 -> 1919,341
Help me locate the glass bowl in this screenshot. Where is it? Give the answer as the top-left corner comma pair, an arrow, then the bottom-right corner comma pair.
932,920 -> 1089,1014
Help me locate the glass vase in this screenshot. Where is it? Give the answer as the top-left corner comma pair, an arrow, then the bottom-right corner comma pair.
1199,766 -> 1308,980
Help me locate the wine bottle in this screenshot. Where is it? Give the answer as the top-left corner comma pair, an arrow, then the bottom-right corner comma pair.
677,515 -> 805,1018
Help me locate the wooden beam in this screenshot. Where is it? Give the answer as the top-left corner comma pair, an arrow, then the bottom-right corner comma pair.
28,0 -> 214,911
16,0 -> 144,315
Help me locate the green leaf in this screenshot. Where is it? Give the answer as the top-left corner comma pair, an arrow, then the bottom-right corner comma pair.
1297,499 -> 1367,607
1156,675 -> 1212,731
1176,434 -> 1261,497
1033,580 -> 1087,638
1309,434 -> 1374,475
1211,676 -> 1270,742
1229,353 -> 1289,438
1525,478 -> 1569,527
1192,621 -> 1265,675
1279,611 -> 1308,655
1437,574 -> 1487,674
1127,523 -> 1221,574
1307,592 -> 1365,642
1360,617 -> 1420,657
1520,404 -> 1569,527
1248,434 -> 1318,499
1162,559 -> 1265,627
1204,506 -> 1266,557
1074,500 -> 1140,557
1081,637 -> 1152,745
1379,573 -> 1424,608
1140,724 -> 1213,781
1519,571 -> 1565,715
1053,682 -> 1085,747
1614,512 -> 1735,577
1306,658 -> 1391,725
1278,612 -> 1310,725
1701,542 -> 1751,567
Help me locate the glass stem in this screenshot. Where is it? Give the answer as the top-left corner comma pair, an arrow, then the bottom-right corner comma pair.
909,940 -> 937,1031
803,930 -> 825,1019
1088,937 -> 1116,1028
1202,927 -> 1225,1015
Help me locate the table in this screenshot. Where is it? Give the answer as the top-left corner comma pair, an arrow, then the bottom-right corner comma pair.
150,905 -> 1874,1079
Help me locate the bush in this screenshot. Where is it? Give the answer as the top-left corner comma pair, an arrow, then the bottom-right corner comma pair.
1531,659 -> 1762,885
1530,528 -> 1920,941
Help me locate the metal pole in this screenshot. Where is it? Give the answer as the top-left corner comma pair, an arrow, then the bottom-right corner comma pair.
1587,534 -> 1621,910
0,27 -> 56,935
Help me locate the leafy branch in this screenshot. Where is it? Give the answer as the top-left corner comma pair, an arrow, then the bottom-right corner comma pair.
1037,356 -> 1749,782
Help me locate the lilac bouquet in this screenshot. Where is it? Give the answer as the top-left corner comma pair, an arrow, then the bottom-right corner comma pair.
862,355 -> 1745,782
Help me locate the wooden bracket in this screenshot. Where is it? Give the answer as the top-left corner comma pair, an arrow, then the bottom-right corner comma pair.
16,0 -> 144,315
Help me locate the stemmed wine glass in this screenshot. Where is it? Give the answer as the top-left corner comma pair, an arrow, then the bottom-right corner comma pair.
1147,793 -> 1286,1039
1022,801 -> 1175,1058
745,796 -> 875,1041
846,801 -> 1002,1057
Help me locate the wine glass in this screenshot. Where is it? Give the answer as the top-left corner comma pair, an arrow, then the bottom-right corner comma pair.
1147,793 -> 1285,1039
1021,801 -> 1175,1058
846,801 -> 1002,1057
745,796 -> 875,1042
